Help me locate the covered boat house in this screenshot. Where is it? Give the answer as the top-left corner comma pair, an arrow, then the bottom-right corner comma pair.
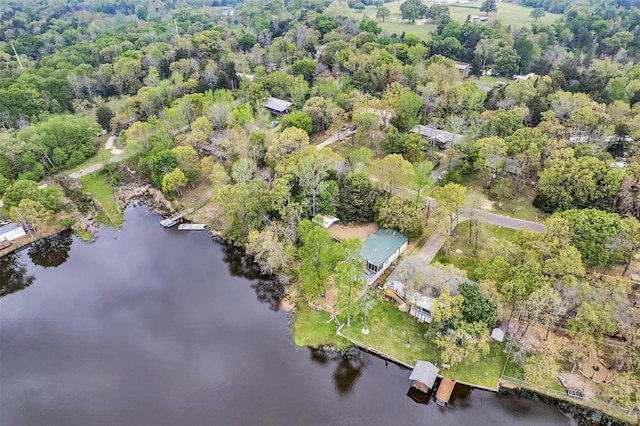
409,361 -> 439,394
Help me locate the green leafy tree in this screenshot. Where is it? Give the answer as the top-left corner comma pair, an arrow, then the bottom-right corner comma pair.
376,6 -> 391,22
400,0 -> 427,22
3,179 -> 38,207
338,172 -> 379,223
555,209 -> 622,267
161,168 -> 188,196
335,238 -> 365,327
530,8 -> 545,21
246,226 -> 294,278
390,91 -> 422,132
358,287 -> 378,325
370,154 -> 416,195
303,97 -> 336,133
567,301 -> 616,345
434,183 -> 467,236
231,157 -> 257,184
265,127 -> 310,166
172,146 -> 201,185
11,199 -> 51,228
298,220 -> 342,300
291,152 -> 330,217
493,46 -> 520,77
375,196 -> 424,238
292,59 -> 317,83
281,111 -> 313,135
479,0 -> 497,15
459,283 -> 497,326
96,105 -> 115,131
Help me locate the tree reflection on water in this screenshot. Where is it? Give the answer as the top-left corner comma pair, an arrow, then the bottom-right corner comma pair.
221,243 -> 284,311
0,252 -> 36,297
27,230 -> 73,268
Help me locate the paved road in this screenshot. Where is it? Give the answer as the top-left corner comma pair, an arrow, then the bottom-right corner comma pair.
316,129 -> 355,150
480,211 -> 544,232
417,200 -> 545,264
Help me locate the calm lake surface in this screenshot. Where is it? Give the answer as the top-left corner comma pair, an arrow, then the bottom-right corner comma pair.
1,204 -> 578,426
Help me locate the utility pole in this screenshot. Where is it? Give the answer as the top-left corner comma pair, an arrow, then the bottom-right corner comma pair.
10,42 -> 24,69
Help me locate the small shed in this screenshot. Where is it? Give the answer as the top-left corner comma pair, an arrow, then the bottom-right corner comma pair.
263,97 -> 293,116
436,377 -> 456,406
409,361 -> 439,394
491,328 -> 505,342
312,214 -> 339,229
0,223 -> 26,242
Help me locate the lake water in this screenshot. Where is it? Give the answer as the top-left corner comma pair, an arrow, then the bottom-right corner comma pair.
0,203 -> 578,425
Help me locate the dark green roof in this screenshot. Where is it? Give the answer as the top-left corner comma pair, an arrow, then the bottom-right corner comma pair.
360,229 -> 408,268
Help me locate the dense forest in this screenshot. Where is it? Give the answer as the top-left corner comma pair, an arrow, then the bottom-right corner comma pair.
0,0 -> 639,416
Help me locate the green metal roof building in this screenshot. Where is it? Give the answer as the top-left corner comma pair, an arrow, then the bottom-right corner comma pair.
361,229 -> 408,285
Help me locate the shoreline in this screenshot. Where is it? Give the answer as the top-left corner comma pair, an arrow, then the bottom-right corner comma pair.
4,202 -> 637,425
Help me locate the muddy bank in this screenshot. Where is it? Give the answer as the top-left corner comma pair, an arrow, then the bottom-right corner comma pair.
114,183 -> 174,217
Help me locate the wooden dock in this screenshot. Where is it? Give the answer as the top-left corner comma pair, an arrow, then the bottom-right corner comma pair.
159,208 -> 195,228
436,377 -> 456,406
178,224 -> 207,231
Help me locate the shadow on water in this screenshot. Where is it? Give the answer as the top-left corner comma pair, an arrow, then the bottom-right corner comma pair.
0,252 -> 36,297
221,242 -> 284,311
332,350 -> 369,396
27,230 -> 73,268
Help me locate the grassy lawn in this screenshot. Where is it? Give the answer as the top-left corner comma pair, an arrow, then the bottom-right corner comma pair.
79,173 -> 123,228
340,298 -> 506,388
458,170 -> 544,222
291,303 -> 351,351
448,2 -> 561,26
432,220 -> 518,280
357,1 -> 561,41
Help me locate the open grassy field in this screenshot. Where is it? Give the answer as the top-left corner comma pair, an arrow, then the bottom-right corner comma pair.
358,1 -> 561,41
432,220 -> 518,280
79,172 -> 123,228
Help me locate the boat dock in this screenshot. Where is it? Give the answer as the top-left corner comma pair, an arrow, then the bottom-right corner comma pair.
178,224 -> 207,231
159,208 -> 195,228
436,377 -> 456,406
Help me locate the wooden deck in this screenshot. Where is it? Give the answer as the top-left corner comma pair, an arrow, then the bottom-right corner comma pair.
0,239 -> 12,250
436,377 -> 456,406
384,287 -> 405,305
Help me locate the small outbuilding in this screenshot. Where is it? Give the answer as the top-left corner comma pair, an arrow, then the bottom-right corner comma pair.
409,361 -> 439,394
263,97 -> 293,116
491,328 -> 505,342
312,214 -> 340,229
0,223 -> 26,242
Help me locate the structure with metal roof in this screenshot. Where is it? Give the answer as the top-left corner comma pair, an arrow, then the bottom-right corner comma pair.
360,229 -> 408,285
263,97 -> 293,116
409,361 -> 439,393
